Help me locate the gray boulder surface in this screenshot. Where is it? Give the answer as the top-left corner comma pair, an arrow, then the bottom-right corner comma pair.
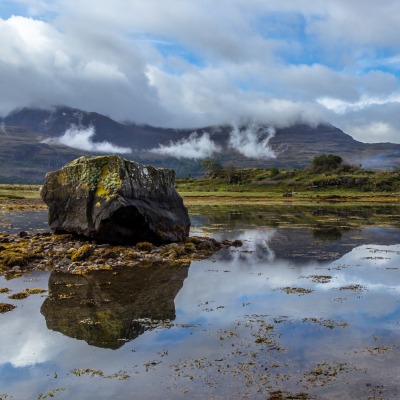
40,155 -> 190,244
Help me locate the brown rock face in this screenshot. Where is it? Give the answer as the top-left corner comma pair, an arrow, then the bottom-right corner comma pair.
40,155 -> 190,244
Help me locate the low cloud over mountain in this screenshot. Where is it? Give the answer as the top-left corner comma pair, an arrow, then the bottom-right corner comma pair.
151,132 -> 221,160
42,125 -> 132,154
150,124 -> 277,160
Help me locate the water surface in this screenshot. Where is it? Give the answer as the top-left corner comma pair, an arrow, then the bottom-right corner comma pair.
0,207 -> 399,399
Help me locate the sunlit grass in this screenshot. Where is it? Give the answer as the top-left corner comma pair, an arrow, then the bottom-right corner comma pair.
0,184 -> 41,199
1,170 -> 399,206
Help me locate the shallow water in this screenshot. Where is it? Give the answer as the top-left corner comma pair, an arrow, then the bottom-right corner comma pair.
0,210 -> 48,234
0,208 -> 400,399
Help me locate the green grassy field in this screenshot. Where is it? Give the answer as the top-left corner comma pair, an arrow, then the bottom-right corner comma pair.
0,184 -> 42,199
177,166 -> 400,204
0,165 -> 399,205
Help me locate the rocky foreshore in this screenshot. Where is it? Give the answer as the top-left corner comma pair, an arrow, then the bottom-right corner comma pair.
0,231 -> 242,278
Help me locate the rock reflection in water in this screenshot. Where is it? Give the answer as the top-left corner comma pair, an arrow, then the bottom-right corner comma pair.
40,261 -> 189,349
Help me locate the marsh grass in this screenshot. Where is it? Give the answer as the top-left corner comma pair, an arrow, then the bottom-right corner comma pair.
1,167 -> 399,208
0,184 -> 41,199
177,166 -> 400,202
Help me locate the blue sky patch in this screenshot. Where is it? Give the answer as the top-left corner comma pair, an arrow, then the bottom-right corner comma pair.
154,40 -> 206,68
0,1 -> 27,19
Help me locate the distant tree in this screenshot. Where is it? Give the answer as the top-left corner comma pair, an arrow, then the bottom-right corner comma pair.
270,167 -> 280,177
312,154 -> 343,171
200,159 -> 222,178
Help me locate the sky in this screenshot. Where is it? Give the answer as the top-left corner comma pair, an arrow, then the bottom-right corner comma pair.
1,0 -> 400,143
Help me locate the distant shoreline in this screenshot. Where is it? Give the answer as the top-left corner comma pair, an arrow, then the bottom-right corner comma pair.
182,194 -> 400,206
0,186 -> 399,213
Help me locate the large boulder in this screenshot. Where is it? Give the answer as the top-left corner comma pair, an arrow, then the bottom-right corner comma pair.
40,155 -> 190,244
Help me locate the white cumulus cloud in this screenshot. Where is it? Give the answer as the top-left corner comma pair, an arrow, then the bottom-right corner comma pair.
42,125 -> 132,154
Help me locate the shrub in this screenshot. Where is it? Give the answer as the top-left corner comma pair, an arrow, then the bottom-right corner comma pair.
270,167 -> 280,177
312,154 -> 343,171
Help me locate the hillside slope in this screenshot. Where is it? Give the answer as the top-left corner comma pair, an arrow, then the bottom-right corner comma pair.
0,126 -> 89,183
1,106 -> 399,182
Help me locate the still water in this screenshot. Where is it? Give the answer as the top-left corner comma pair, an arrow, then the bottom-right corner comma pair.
0,207 -> 399,399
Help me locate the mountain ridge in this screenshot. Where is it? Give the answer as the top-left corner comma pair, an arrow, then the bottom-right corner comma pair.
1,106 -> 399,182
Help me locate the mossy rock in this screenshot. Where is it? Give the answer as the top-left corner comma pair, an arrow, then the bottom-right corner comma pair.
41,155 -> 190,244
